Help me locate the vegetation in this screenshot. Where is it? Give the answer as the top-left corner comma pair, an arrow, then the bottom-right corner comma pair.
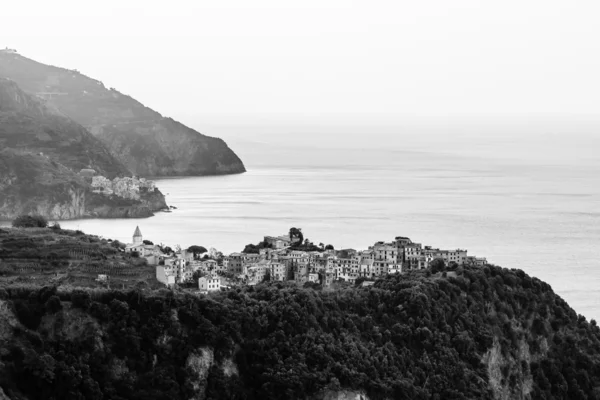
1,264 -> 599,399
0,54 -> 245,177
0,227 -> 160,291
11,215 -> 48,228
288,227 -> 304,244
187,245 -> 208,259
242,240 -> 272,254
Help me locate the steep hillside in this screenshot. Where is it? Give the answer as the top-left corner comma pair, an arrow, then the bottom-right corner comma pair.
0,78 -> 168,220
0,78 -> 129,179
0,52 -> 246,177
0,263 -> 599,399
0,227 -> 161,291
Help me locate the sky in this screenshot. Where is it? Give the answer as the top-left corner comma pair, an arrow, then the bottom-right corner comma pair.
2,0 -> 600,127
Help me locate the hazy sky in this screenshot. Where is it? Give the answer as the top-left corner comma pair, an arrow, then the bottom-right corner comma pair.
2,0 -> 600,125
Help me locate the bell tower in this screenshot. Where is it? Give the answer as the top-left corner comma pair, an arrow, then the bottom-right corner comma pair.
133,226 -> 143,245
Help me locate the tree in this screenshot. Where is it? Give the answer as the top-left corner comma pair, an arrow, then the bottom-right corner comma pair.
193,270 -> 206,282
289,227 -> 304,244
12,215 -> 48,228
262,269 -> 271,282
143,240 -> 154,245
187,246 -> 208,259
325,244 -> 334,250
430,258 -> 446,274
111,240 -> 125,250
319,242 -> 324,249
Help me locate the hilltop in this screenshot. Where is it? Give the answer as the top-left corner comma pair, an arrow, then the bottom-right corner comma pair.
0,78 -> 168,220
1,227 -> 600,399
0,51 -> 246,177
0,262 -> 599,399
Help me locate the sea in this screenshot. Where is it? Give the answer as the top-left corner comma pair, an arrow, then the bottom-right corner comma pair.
32,119 -> 600,320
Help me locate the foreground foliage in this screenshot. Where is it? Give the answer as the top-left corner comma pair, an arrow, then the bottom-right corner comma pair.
11,215 -> 48,228
1,265 -> 599,399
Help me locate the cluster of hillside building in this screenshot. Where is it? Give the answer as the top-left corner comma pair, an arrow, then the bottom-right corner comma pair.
90,176 -> 156,199
122,227 -> 488,294
78,169 -> 156,199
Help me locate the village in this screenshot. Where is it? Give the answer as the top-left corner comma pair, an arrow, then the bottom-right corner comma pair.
121,226 -> 489,294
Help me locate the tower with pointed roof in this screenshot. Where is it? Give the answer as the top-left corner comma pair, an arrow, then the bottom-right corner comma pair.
133,226 -> 143,245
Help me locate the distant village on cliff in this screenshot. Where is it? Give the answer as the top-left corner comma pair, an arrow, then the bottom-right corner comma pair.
120,226 -> 489,294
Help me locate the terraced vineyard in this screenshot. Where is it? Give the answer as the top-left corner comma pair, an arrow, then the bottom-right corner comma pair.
0,227 -> 162,290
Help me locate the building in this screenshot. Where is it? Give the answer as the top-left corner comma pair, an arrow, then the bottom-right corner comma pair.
133,226 -> 142,245
373,242 -> 399,263
270,262 -> 288,281
200,259 -> 218,272
125,226 -> 161,260
225,253 -> 244,274
0,47 -> 17,54
264,234 -> 292,249
198,275 -> 221,292
156,265 -> 176,286
246,266 -> 268,285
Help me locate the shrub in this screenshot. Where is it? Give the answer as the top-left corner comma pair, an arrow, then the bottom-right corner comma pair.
71,290 -> 91,309
12,215 -> 49,228
44,295 -> 62,314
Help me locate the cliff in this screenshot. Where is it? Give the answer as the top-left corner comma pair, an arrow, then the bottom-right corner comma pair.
0,260 -> 599,399
0,149 -> 167,220
0,52 -> 246,177
0,79 -> 167,220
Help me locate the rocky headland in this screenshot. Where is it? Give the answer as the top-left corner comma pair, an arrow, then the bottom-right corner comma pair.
0,51 -> 246,177
0,78 -> 167,220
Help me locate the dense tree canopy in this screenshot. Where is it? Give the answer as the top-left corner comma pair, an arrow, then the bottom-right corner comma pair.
242,241 -> 272,254
1,265 -> 600,399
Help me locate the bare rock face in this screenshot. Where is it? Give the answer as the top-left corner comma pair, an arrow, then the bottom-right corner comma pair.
0,386 -> 11,400
0,53 -> 246,177
314,390 -> 371,400
185,347 -> 215,400
482,334 -> 547,400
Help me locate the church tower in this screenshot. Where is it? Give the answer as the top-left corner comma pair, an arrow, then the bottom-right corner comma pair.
133,226 -> 143,245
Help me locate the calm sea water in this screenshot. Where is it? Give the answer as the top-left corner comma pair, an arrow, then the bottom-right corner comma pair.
49,123 -> 600,320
